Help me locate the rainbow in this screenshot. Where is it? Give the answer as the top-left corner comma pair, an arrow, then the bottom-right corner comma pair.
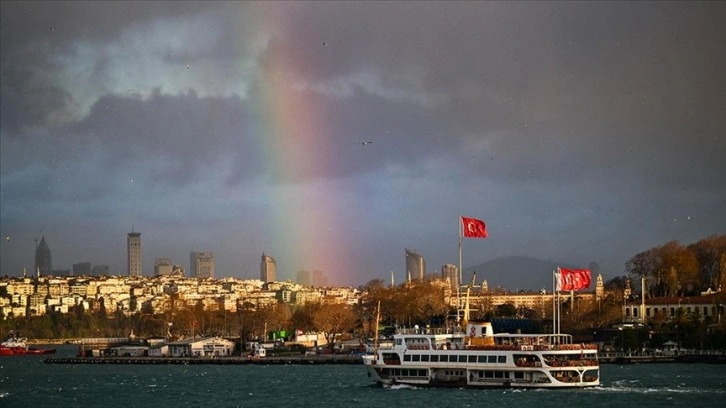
248,15 -> 353,286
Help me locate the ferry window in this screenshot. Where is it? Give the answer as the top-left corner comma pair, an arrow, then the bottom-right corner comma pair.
494,371 -> 504,378
439,355 -> 448,362
404,355 -> 411,362
458,355 -> 467,362
488,356 -> 497,363
468,355 -> 477,363
514,372 -> 524,379
412,355 -> 420,362
478,356 -> 487,363
498,356 -> 506,363
485,371 -> 494,378
646,308 -> 651,317
430,355 -> 438,362
633,308 -> 638,317
419,370 -> 426,376
396,339 -> 402,345
421,355 -> 430,362
704,306 -> 708,316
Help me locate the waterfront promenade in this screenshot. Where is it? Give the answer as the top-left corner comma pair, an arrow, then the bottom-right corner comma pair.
45,350 -> 726,365
45,354 -> 363,365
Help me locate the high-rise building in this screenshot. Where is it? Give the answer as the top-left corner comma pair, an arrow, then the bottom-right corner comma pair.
297,270 -> 311,286
92,264 -> 110,276
73,262 -> 92,276
127,231 -> 142,276
405,248 -> 426,280
154,257 -> 173,276
190,252 -> 215,278
34,236 -> 52,276
261,253 -> 276,283
312,270 -> 328,287
441,263 -> 459,291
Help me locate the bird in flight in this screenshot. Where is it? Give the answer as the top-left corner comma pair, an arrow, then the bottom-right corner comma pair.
359,141 -> 373,146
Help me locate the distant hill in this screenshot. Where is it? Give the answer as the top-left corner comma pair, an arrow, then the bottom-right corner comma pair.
462,256 -> 578,292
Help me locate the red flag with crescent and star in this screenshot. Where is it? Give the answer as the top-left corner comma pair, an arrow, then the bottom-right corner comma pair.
461,216 -> 488,238
557,267 -> 591,291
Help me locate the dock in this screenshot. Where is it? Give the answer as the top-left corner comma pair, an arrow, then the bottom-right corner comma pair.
598,351 -> 726,364
45,354 -> 363,365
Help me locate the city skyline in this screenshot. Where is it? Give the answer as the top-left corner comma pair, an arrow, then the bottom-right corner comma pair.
2,2 -> 725,286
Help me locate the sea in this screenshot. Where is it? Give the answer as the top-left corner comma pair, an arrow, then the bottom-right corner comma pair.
1,345 -> 724,408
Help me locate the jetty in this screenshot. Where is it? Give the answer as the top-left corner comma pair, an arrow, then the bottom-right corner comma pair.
598,350 -> 726,364
45,354 -> 363,365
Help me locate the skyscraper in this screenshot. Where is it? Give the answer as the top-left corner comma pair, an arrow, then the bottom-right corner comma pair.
127,231 -> 142,276
261,253 -> 276,283
190,252 -> 215,278
441,263 -> 459,291
154,257 -> 173,276
34,236 -> 52,276
405,248 -> 426,280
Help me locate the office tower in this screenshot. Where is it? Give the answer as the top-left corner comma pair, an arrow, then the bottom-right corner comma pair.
405,248 -> 426,280
441,263 -> 459,291
127,231 -> 142,276
73,262 -> 92,276
92,264 -> 110,276
261,253 -> 276,283
154,257 -> 173,276
190,252 -> 215,278
34,236 -> 52,276
297,270 -> 311,286
312,270 -> 328,287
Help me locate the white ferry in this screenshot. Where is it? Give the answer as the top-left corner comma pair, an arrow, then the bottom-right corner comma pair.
362,321 -> 600,388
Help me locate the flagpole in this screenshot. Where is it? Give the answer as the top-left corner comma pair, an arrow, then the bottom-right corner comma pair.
552,269 -> 556,337
557,266 -> 562,337
457,215 -> 462,326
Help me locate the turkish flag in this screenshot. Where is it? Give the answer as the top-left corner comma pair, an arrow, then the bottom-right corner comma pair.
461,216 -> 488,238
557,268 -> 591,291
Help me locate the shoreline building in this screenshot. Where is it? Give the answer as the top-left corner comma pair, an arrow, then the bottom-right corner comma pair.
127,231 -> 142,277
261,253 -> 276,283
405,248 -> 426,281
190,252 -> 215,279
34,236 -> 52,276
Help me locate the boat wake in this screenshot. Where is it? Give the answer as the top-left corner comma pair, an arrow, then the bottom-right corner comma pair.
385,383 -> 420,391
596,381 -> 726,395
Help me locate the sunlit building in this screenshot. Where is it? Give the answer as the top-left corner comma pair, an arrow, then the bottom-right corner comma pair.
127,231 -> 142,277
261,253 -> 276,283
190,252 -> 215,279
405,248 -> 426,280
441,263 -> 459,291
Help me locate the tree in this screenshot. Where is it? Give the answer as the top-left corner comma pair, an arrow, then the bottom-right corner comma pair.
312,303 -> 357,352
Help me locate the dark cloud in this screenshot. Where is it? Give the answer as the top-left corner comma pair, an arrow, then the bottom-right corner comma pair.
1,2 -> 725,285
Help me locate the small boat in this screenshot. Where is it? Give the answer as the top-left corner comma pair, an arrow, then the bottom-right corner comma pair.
0,336 -> 56,356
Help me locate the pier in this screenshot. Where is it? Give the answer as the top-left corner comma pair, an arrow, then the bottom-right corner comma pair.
45,354 -> 363,365
598,350 -> 726,364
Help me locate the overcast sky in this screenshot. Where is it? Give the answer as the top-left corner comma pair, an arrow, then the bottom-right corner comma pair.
1,1 -> 724,287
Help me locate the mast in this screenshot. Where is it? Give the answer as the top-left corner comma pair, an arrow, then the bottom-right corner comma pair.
373,301 -> 381,362
457,215 -> 462,325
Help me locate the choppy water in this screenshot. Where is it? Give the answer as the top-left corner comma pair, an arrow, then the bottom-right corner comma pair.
1,346 -> 724,407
